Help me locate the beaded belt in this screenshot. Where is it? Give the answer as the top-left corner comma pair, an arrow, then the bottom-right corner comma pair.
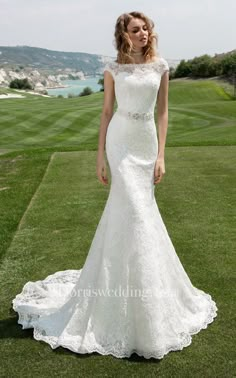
116,108 -> 154,121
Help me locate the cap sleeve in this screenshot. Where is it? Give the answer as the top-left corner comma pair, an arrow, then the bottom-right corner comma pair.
160,57 -> 169,77
103,62 -> 114,79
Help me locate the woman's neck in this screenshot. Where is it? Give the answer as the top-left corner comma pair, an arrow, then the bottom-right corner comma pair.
130,48 -> 145,63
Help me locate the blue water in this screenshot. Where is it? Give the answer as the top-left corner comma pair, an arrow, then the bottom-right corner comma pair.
47,76 -> 103,97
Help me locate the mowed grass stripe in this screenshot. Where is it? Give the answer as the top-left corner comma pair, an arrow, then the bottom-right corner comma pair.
47,109 -> 101,140
0,151 -> 109,293
61,113 -> 100,145
0,112 -> 36,135
169,80 -> 232,104
168,108 -> 233,137
19,109 -> 101,147
170,105 -> 231,123
167,99 -> 236,145
0,108 -> 102,148
0,94 -> 103,115
20,110 -> 86,146
0,111 -> 64,144
0,111 -> 60,138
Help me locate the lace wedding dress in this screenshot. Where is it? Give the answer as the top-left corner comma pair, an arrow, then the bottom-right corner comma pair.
12,56 -> 218,359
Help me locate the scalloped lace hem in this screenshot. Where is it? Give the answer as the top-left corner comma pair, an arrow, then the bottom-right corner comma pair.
14,291 -> 218,360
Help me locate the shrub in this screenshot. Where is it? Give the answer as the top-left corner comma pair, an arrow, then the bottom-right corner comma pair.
78,86 -> 93,96
98,77 -> 104,91
9,78 -> 33,90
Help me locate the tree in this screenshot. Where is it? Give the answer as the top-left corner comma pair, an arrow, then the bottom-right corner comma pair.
78,86 -> 93,96
221,53 -> 236,76
9,78 -> 33,90
98,77 -> 104,91
174,60 -> 191,78
172,51 -> 236,80
190,54 -> 213,78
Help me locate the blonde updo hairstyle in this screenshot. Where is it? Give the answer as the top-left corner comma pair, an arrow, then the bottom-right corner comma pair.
114,11 -> 159,64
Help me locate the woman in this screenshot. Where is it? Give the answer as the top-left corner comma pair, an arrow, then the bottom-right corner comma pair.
12,11 -> 217,360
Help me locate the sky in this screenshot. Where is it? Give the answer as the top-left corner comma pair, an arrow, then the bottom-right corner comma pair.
0,0 -> 235,62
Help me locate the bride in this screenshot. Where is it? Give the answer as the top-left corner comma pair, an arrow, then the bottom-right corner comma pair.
12,11 -> 218,360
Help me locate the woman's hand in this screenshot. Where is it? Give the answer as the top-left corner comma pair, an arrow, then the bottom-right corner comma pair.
154,157 -> 165,185
96,155 -> 108,185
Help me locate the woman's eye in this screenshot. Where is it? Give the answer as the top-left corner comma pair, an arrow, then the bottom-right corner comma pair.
132,27 -> 147,33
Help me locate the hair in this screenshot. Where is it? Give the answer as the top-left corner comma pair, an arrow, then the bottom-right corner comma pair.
113,11 -> 159,64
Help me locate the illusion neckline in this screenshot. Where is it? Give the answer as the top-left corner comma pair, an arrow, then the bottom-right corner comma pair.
113,57 -> 161,66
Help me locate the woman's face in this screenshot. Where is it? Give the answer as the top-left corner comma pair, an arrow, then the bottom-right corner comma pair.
126,17 -> 149,50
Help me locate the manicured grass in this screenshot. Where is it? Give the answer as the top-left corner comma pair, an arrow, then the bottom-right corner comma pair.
0,78 -> 235,377
0,79 -> 235,154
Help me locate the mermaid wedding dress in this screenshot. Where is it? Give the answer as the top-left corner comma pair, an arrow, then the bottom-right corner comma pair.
12,56 -> 218,359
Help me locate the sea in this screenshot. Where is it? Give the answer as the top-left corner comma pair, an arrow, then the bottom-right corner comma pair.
47,75 -> 103,97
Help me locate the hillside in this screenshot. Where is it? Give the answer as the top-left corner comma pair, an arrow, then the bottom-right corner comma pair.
0,45 -> 114,92
0,45 -> 113,74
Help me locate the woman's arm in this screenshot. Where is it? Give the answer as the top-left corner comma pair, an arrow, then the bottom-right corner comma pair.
154,71 -> 169,185
157,71 -> 169,159
96,70 -> 115,185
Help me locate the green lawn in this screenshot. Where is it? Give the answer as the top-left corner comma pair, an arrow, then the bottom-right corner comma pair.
0,79 -> 235,377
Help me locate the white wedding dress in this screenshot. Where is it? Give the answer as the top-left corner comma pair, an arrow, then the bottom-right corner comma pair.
12,56 -> 218,359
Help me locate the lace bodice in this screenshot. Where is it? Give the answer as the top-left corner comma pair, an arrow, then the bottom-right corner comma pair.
103,57 -> 169,115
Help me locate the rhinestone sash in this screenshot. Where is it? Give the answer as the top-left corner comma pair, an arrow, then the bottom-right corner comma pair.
116,108 -> 154,121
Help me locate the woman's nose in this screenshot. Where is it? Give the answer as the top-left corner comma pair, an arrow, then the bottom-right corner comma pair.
141,30 -> 147,36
